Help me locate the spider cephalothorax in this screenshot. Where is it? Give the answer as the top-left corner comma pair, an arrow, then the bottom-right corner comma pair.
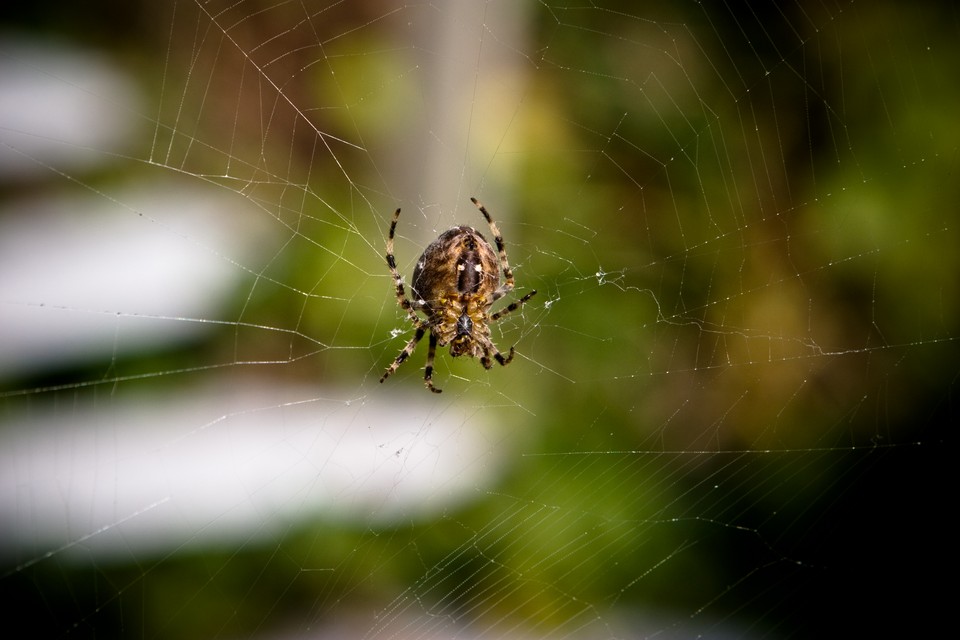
379,197 -> 536,393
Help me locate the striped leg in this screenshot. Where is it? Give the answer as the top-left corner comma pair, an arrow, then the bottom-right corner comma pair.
380,326 -> 426,384
423,331 -> 442,393
490,289 -> 538,323
385,208 -> 421,325
481,343 -> 515,369
470,197 -> 516,302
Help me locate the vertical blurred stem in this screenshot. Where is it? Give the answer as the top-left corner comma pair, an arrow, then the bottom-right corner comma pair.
404,0 -> 532,220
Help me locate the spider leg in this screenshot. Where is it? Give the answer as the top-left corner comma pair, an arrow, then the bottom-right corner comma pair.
380,325 -> 426,384
423,331 -> 442,393
480,337 -> 515,369
490,289 -> 537,323
385,207 -> 421,325
492,345 -> 515,366
470,197 -> 517,302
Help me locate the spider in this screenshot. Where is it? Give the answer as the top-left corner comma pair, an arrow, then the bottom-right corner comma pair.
379,197 -> 537,393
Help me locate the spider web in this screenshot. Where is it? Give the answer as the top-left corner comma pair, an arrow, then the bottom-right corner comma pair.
1,1 -> 956,638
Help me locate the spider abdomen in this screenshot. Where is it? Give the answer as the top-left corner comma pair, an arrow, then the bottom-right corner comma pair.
411,226 -> 500,313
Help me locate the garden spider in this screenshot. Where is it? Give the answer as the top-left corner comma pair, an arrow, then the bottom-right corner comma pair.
379,197 -> 537,393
